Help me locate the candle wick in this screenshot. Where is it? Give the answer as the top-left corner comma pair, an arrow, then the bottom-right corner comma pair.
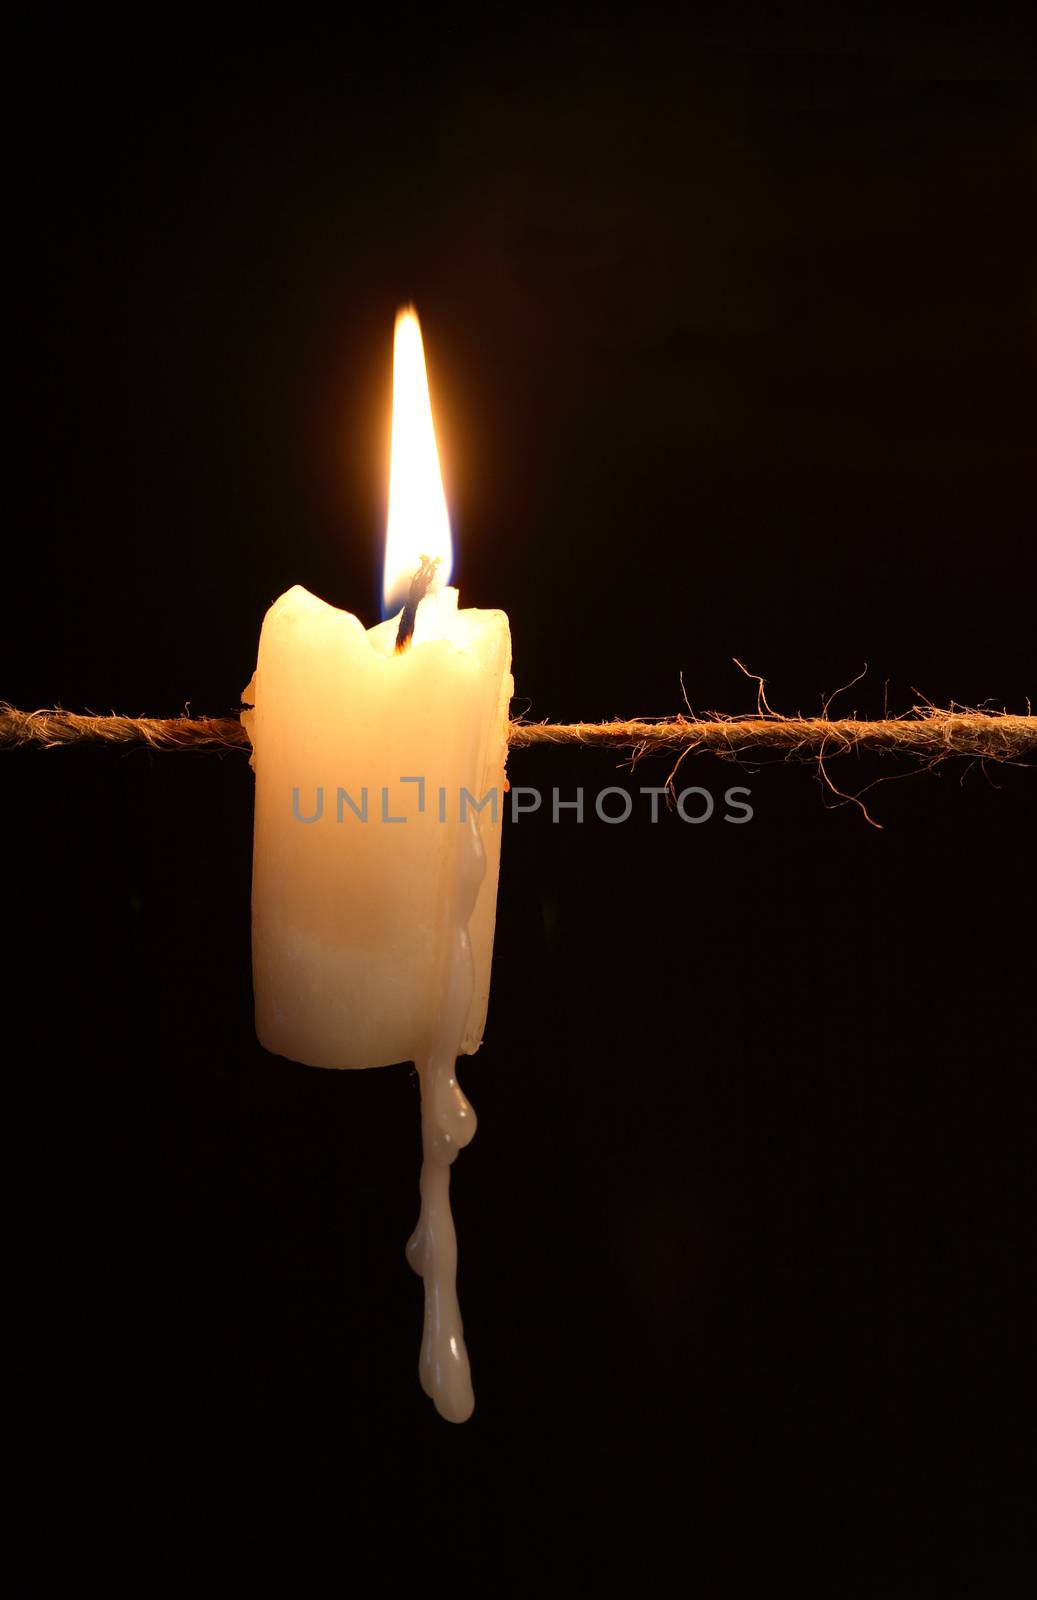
395,556 -> 441,653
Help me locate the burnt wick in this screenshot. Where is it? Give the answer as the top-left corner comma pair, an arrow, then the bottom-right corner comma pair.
395,556 -> 441,653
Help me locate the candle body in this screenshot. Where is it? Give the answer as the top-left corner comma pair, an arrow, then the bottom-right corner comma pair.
243,584 -> 512,1070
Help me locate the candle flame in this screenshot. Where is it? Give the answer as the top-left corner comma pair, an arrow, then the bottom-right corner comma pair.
384,307 -> 453,616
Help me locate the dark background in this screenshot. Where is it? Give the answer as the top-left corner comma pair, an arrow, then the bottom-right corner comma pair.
7,11 -> 1035,1595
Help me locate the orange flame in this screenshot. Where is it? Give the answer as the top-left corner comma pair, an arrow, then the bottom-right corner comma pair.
383,307 -> 452,615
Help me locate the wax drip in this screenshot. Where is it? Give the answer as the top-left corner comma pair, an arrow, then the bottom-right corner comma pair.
406,810 -> 487,1422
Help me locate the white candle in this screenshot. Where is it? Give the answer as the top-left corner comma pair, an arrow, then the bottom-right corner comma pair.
242,310 -> 513,1421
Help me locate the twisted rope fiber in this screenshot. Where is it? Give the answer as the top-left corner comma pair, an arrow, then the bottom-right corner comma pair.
1,704 -> 1033,762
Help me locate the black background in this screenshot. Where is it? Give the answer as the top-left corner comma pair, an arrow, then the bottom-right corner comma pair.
7,12 -> 1035,1596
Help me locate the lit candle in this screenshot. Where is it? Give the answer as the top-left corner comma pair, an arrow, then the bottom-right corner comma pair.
242,308 -> 513,1421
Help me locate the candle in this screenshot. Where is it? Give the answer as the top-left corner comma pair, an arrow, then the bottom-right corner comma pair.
242,309 -> 513,1421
